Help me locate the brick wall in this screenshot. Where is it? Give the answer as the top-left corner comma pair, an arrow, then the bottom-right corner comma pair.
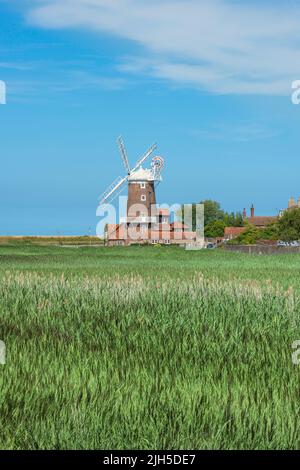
224,245 -> 300,254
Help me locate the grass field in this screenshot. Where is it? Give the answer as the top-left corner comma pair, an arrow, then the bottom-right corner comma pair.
1,243 -> 300,449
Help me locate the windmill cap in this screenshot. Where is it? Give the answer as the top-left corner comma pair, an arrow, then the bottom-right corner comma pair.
128,167 -> 154,181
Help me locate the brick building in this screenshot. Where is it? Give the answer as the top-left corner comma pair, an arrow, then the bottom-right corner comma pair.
224,205 -> 277,241
105,168 -> 197,246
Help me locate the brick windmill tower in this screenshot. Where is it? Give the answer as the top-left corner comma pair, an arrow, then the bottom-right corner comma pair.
99,137 -> 164,226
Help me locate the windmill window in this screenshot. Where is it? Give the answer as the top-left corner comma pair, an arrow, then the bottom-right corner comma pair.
141,195 -> 146,202
140,182 -> 146,189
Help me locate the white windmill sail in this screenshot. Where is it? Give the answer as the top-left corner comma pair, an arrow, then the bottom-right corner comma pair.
98,175 -> 129,205
118,136 -> 131,175
131,143 -> 157,173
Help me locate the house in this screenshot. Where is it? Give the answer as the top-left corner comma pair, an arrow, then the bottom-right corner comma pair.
224,227 -> 245,241
106,208 -> 197,246
224,205 -> 277,241
244,205 -> 277,228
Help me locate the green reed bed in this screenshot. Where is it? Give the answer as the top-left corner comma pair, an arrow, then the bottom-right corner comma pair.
1,267 -> 300,449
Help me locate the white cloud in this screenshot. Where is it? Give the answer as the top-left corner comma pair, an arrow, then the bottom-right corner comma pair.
186,122 -> 281,142
25,0 -> 300,95
0,62 -> 33,70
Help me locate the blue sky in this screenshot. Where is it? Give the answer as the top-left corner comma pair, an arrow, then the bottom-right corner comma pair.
1,0 -> 300,235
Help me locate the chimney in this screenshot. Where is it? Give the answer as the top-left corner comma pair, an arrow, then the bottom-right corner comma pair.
243,208 -> 247,218
288,197 -> 295,209
250,204 -> 254,218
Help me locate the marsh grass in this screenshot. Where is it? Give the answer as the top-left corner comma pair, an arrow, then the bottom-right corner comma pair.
1,246 -> 300,449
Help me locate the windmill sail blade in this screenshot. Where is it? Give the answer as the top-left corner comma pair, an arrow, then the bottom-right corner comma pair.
118,136 -> 131,175
99,175 -> 128,205
131,143 -> 157,173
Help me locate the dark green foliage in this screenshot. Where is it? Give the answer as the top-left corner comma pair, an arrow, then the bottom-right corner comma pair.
200,199 -> 224,225
179,200 -> 244,231
229,224 -> 260,245
223,211 -> 244,227
277,208 -> 300,241
204,220 -> 226,237
259,223 -> 279,240
200,200 -> 244,227
228,222 -> 279,245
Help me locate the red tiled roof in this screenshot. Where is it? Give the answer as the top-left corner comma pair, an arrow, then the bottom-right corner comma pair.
106,224 -> 118,237
170,222 -> 189,229
157,223 -> 171,232
160,208 -> 170,215
224,227 -> 245,237
152,207 -> 170,216
106,224 -> 127,240
246,216 -> 277,227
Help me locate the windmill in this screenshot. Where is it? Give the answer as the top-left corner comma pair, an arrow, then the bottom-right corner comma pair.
99,137 -> 164,220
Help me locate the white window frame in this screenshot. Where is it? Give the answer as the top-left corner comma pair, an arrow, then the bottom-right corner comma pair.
141,195 -> 146,202
140,182 -> 146,189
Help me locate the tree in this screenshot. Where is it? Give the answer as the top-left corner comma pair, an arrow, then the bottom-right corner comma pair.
259,223 -> 279,240
200,200 -> 224,225
277,208 -> 300,241
204,220 -> 226,238
178,200 -> 244,231
223,211 -> 244,227
178,200 -> 225,231
230,225 -> 260,245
